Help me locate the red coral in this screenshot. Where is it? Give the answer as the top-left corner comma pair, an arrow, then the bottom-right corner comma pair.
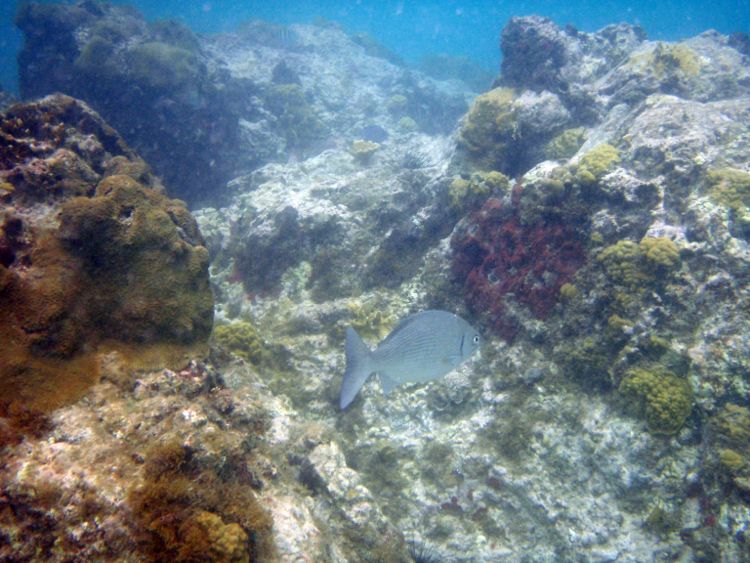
451,195 -> 585,341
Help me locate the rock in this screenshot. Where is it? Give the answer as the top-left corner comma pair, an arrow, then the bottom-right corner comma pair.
16,1 -> 257,205
499,16 -> 647,122
0,94 -> 212,413
16,2 -> 474,206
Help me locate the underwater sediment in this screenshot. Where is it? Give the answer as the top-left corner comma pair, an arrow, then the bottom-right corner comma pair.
2,4 -> 750,561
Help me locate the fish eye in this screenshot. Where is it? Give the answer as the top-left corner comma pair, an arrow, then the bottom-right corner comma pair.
473,335 -> 480,344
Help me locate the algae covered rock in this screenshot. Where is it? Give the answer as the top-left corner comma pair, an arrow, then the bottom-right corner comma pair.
212,321 -> 264,364
456,87 -> 569,176
58,174 -> 213,343
0,94 -> 212,412
712,404 -> 750,495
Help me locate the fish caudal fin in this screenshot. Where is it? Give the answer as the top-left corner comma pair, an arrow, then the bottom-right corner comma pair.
340,327 -> 373,409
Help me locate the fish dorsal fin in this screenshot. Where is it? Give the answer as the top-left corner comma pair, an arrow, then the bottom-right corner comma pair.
379,373 -> 399,395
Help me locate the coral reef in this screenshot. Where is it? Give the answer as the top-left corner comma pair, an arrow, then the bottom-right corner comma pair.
16,1 -> 251,205
8,9 -> 750,562
0,94 -> 212,413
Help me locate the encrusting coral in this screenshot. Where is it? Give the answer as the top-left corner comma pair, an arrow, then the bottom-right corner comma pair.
619,365 -> 693,435
0,94 -> 213,415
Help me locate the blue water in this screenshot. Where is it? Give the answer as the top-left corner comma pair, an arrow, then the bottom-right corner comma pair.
1,0 -> 749,95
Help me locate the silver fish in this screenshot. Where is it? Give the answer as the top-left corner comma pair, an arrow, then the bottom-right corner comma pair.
339,310 -> 481,409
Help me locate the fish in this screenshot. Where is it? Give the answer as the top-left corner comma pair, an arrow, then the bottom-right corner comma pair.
339,310 -> 481,409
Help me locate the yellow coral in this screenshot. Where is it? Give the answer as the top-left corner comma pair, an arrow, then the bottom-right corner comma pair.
575,144 -> 620,185
619,366 -> 693,435
544,127 -> 587,161
597,240 -> 645,287
559,283 -> 579,300
346,299 -> 396,341
449,171 -> 509,209
707,168 -> 750,234
598,237 -> 680,291
639,237 -> 680,270
653,44 -> 702,77
350,139 -> 380,163
182,511 -> 249,563
712,403 -> 750,493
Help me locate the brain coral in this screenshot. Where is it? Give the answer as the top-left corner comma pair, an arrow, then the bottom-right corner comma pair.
451,194 -> 586,341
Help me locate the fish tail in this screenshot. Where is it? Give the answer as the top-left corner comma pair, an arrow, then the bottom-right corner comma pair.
340,327 -> 373,409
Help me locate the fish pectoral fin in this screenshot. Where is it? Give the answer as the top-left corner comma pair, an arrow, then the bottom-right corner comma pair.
379,373 -> 399,395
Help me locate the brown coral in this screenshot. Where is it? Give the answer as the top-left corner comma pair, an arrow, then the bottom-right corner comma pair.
0,94 -> 213,416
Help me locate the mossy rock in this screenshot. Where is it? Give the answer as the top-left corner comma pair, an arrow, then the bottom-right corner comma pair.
59,174 -> 213,344
707,167 -> 750,238
449,170 -> 509,210
74,35 -> 119,79
619,365 -> 693,435
457,87 -> 518,171
126,41 -> 202,91
212,321 -> 264,365
544,127 -> 587,161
